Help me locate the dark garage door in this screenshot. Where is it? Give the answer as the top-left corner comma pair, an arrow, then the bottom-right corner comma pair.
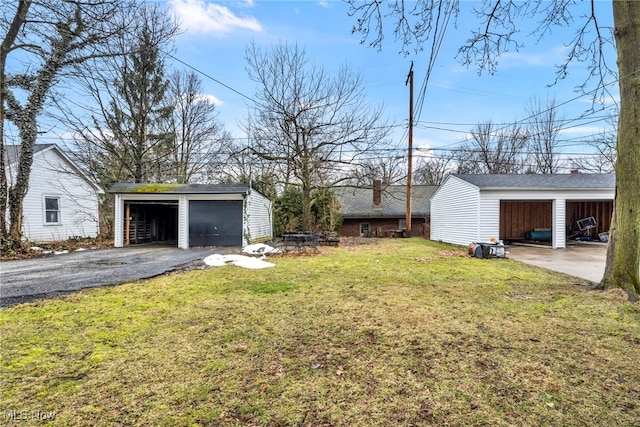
189,200 -> 243,247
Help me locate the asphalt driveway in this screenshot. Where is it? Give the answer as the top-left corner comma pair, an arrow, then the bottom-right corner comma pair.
0,245 -> 231,308
507,242 -> 607,283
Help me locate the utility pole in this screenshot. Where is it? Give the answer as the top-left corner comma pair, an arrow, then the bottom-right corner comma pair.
405,61 -> 414,236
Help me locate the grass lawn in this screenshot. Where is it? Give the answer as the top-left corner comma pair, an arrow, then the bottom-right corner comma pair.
1,238 -> 638,426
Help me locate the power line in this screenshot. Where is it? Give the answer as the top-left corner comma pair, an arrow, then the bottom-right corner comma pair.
164,51 -> 257,104
413,0 -> 455,125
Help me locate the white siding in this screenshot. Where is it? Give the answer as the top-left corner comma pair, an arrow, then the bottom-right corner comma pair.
114,195 -> 124,247
9,147 -> 100,242
112,192 -> 271,249
479,192 -> 501,241
245,189 -> 273,245
553,198 -> 566,249
431,178 -> 613,250
178,196 -> 188,249
430,176 -> 480,246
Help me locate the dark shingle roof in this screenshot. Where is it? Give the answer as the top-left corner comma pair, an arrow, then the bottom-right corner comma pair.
109,183 -> 250,195
4,144 -> 55,166
333,185 -> 438,218
453,173 -> 615,190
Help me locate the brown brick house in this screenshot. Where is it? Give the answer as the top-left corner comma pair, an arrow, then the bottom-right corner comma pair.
332,181 -> 438,237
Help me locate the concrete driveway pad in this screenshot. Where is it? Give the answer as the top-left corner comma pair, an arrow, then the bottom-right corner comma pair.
507,243 -> 607,283
0,245 -> 230,307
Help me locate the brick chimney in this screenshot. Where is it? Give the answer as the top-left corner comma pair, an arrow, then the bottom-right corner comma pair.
373,179 -> 382,207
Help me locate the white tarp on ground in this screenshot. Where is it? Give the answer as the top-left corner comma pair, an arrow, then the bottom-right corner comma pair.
204,244 -> 280,270
204,254 -> 275,270
242,243 -> 282,255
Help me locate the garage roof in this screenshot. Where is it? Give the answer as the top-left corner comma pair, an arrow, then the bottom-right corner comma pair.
453,173 -> 615,190
109,183 -> 250,195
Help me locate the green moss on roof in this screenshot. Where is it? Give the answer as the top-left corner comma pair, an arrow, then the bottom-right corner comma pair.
123,184 -> 187,193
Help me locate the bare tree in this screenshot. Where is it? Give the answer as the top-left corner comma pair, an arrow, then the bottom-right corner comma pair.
0,1 -> 31,239
570,114 -> 617,173
525,97 -> 564,173
244,42 -> 390,232
1,0 -> 132,249
456,121 -> 527,174
165,70 -> 231,183
219,140 -> 281,201
413,153 -> 454,185
346,0 -> 640,300
349,154 -> 406,187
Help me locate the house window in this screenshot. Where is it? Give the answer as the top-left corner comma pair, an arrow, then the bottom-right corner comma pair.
360,223 -> 370,237
44,197 -> 61,224
398,219 -> 406,230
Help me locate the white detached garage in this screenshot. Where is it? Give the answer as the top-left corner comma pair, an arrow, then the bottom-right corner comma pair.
110,183 -> 272,248
430,174 -> 615,249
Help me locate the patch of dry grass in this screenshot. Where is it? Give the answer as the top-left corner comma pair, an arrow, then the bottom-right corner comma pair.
1,238 -> 638,426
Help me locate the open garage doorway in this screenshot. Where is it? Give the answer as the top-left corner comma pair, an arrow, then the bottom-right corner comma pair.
500,199 -> 613,245
566,200 -> 613,241
124,201 -> 179,246
500,200 -> 553,244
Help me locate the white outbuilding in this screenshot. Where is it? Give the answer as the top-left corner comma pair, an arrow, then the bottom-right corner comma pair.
4,144 -> 102,242
429,174 -> 615,249
110,183 -> 272,249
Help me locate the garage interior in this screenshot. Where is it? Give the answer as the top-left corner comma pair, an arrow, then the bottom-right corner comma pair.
124,201 -> 178,246
500,200 -> 613,244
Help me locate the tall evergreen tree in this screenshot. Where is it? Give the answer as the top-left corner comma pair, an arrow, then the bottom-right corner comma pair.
61,4 -> 179,187
106,12 -> 174,183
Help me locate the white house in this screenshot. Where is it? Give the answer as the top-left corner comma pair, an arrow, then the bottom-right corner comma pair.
109,183 -> 272,248
4,144 -> 102,242
430,174 -> 615,249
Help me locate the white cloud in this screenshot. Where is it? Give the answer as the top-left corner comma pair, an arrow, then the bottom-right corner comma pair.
415,142 -> 434,158
169,0 -> 263,36
196,93 -> 224,106
318,1 -> 330,8
558,125 -> 607,135
175,92 -> 224,107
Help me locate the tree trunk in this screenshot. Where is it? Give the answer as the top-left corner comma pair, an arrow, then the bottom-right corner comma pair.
8,114 -> 38,243
302,180 -> 313,232
4,1 -> 76,248
1,1 -> 33,240
600,1 -> 640,301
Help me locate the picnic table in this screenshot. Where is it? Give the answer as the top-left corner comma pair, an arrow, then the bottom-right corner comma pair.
318,231 -> 340,246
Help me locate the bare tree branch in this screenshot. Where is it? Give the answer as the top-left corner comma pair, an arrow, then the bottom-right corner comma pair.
244,42 -> 390,231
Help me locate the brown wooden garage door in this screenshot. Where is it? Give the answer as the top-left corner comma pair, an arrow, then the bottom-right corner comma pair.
500,201 -> 552,241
